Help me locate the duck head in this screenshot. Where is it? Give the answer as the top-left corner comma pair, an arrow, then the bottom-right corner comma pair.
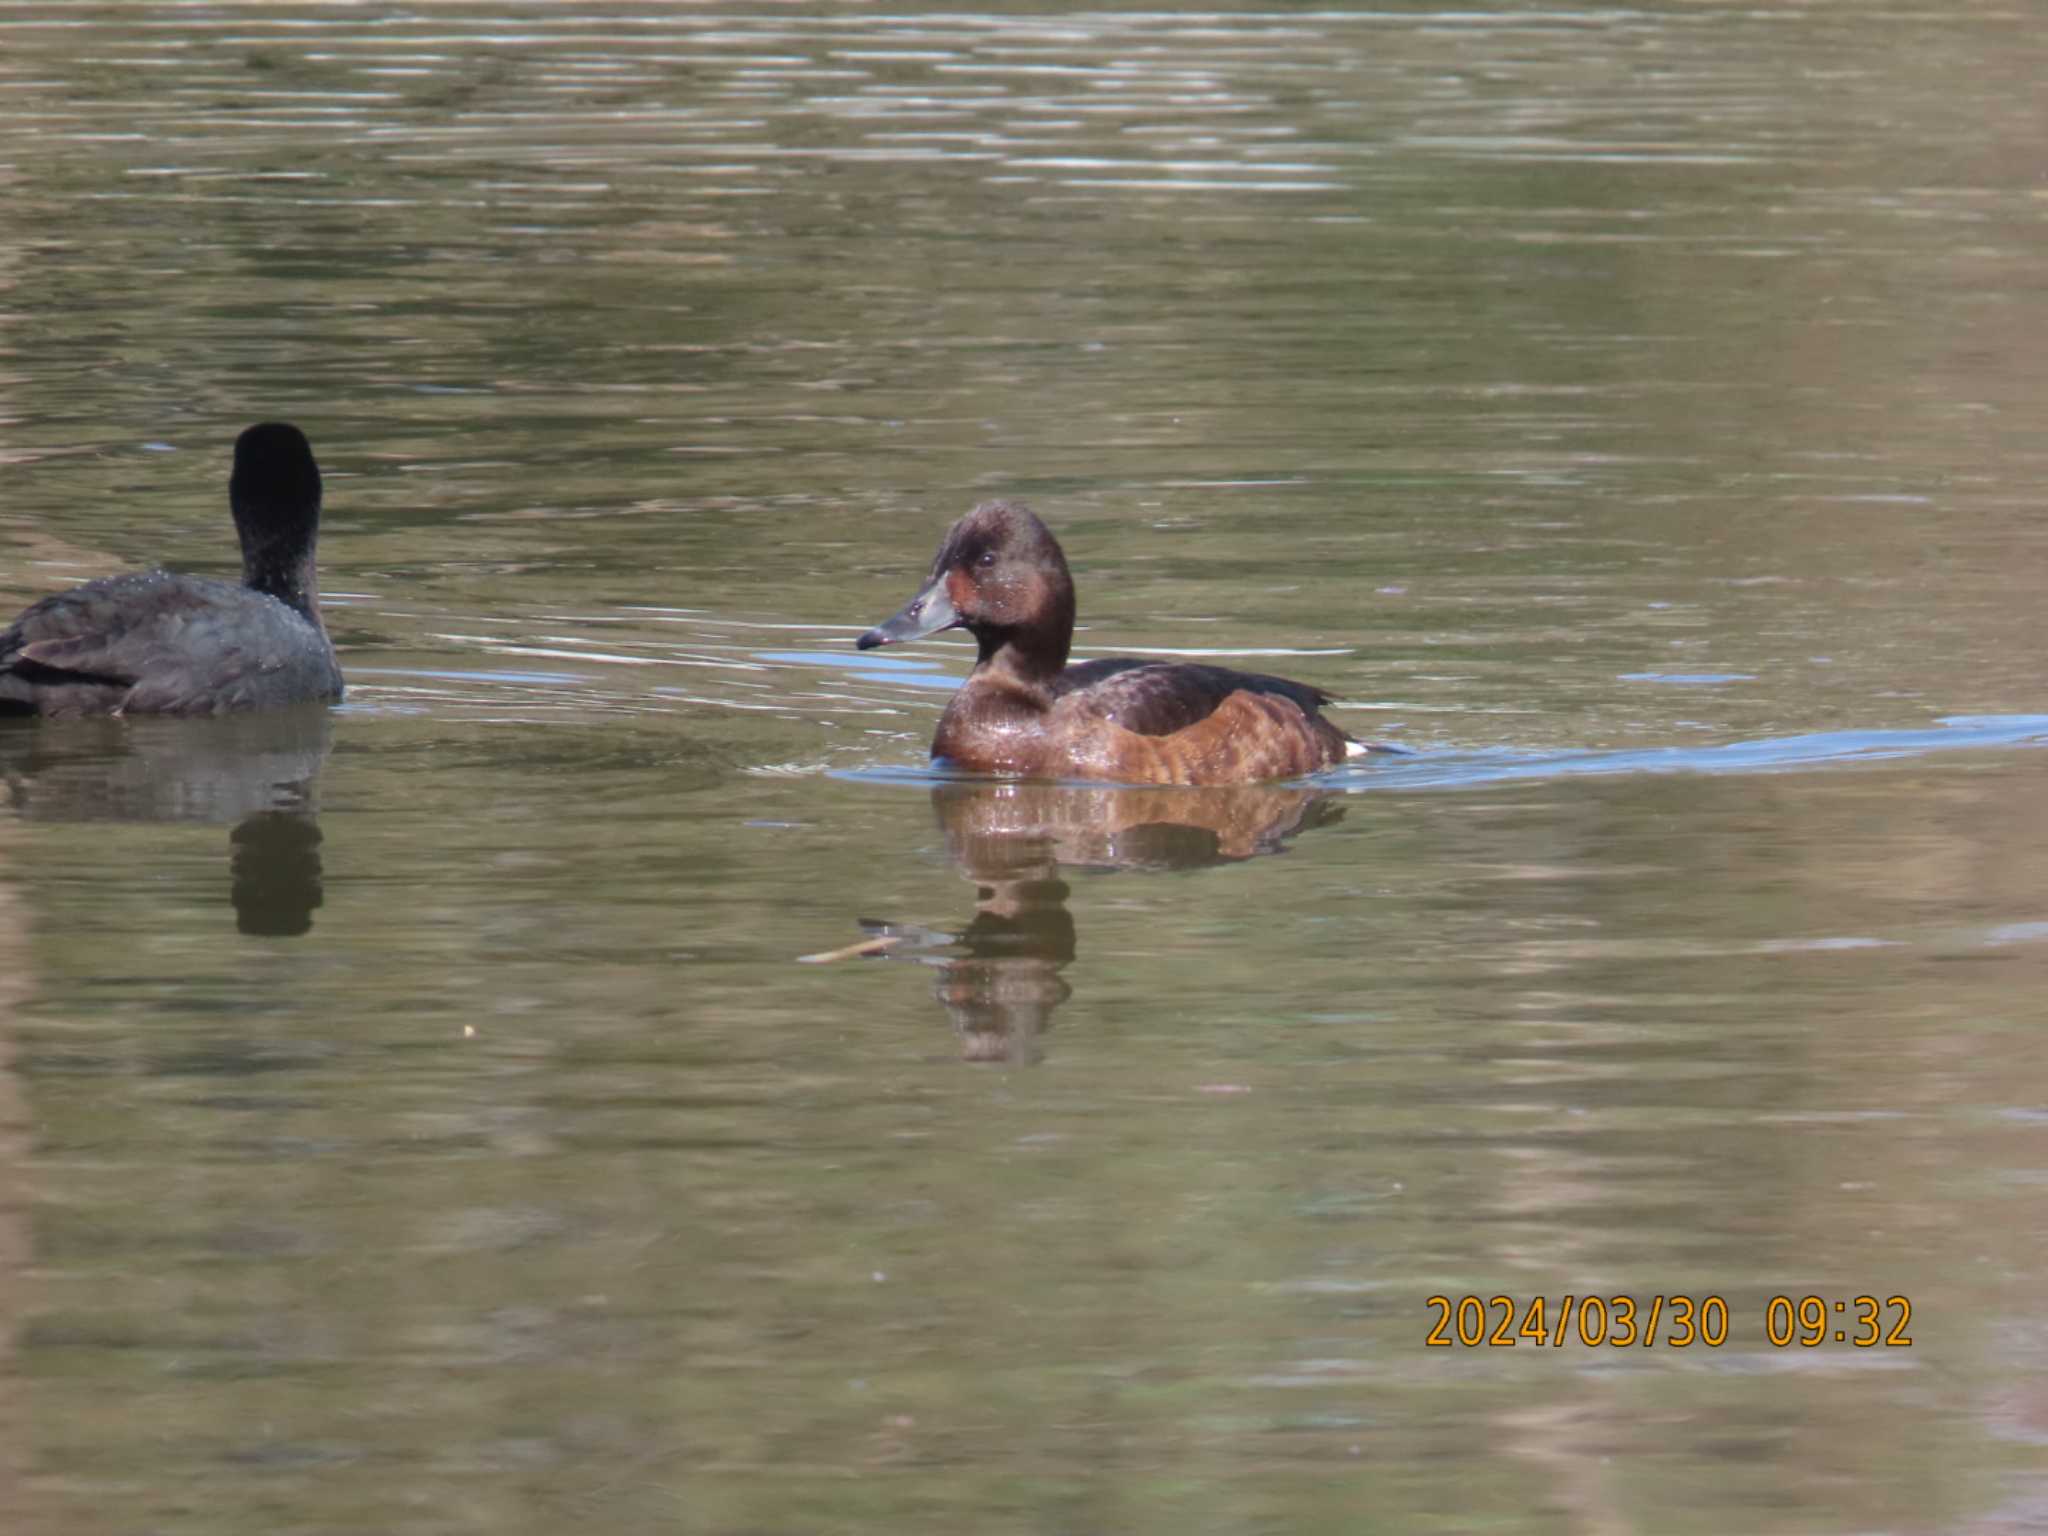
230,422 -> 324,616
857,500 -> 1077,676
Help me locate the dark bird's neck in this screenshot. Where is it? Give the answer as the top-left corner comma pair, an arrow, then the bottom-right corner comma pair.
243,543 -> 322,622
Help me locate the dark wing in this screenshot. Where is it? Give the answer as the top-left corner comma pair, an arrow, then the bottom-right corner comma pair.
1,572 -> 329,716
1052,657 -> 1336,738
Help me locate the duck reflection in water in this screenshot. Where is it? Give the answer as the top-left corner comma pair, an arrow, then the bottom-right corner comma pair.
0,705 -> 331,936
855,780 -> 1342,1063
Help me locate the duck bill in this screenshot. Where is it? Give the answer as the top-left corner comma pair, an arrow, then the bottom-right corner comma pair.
857,576 -> 960,649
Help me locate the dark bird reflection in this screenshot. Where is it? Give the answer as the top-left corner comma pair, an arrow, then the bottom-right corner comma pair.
227,812 -> 325,937
863,780 -> 1342,1063
0,705 -> 331,936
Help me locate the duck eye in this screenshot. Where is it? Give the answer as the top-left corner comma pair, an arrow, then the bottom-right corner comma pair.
976,549 -> 998,569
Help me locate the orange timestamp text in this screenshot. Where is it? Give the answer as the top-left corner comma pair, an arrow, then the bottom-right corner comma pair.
1424,1293 -> 1912,1349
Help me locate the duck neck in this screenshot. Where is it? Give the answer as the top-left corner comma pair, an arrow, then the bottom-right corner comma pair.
972,569 -> 1073,690
974,621 -> 1068,694
244,544 -> 324,627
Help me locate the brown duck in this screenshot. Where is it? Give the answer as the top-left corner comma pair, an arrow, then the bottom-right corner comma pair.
858,500 -> 1366,785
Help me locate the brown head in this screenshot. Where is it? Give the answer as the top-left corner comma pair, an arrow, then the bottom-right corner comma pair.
857,500 -> 1078,679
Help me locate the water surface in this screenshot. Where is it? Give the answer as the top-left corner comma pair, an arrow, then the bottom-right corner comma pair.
4,5 -> 2048,1533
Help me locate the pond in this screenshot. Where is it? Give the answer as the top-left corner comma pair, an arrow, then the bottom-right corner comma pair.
3,5 -> 2047,1532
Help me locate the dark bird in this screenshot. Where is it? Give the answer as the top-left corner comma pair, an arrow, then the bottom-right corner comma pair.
858,500 -> 1365,784
1,423 -> 343,717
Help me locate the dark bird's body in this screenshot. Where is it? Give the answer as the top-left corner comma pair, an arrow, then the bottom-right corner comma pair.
0,423 -> 343,718
858,499 -> 1357,785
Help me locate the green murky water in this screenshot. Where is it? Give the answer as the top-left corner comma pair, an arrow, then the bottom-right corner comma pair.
3,6 -> 2047,1532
